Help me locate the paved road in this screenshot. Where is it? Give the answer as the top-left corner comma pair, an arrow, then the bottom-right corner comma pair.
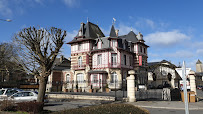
146,108 -> 203,114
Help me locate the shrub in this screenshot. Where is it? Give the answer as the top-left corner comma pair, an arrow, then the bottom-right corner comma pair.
17,101 -> 44,113
0,99 -> 16,111
53,103 -> 149,114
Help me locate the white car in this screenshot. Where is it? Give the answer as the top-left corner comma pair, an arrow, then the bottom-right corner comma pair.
0,88 -> 22,99
9,91 -> 48,102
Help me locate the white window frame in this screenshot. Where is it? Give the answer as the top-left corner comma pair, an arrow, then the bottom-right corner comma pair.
97,54 -> 102,65
112,40 -> 116,47
76,73 -> 84,83
66,74 -> 70,83
111,72 -> 118,83
111,53 -> 117,66
78,56 -> 82,67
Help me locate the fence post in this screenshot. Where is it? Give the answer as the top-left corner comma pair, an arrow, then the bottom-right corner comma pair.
127,70 -> 136,102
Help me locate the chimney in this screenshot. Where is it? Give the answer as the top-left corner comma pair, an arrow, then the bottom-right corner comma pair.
115,29 -> 119,37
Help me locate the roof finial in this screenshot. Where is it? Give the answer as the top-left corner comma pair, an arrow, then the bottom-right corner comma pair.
131,27 -> 133,31
112,18 -> 116,25
87,17 -> 89,22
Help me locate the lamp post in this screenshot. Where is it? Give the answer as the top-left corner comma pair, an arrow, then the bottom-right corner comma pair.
0,19 -> 12,22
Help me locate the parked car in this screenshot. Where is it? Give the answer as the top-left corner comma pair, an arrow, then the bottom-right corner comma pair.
9,91 -> 48,102
197,86 -> 203,90
0,88 -> 22,99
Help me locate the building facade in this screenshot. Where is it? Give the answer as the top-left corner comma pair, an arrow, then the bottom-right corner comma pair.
148,60 -> 181,89
48,21 -> 149,92
195,59 -> 203,87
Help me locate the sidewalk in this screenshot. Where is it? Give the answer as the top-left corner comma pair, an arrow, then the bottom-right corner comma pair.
128,101 -> 203,110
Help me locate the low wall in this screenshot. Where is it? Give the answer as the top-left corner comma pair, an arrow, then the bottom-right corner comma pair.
48,94 -> 115,101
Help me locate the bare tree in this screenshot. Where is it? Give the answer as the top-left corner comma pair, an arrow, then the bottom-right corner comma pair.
13,26 -> 66,102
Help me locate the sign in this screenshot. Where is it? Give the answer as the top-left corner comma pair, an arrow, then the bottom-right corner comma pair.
139,56 -> 142,66
175,68 -> 191,79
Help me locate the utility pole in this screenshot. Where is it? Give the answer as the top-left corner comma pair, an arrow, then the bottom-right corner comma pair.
182,61 -> 189,114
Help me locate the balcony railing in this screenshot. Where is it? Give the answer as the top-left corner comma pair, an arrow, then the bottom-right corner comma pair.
72,64 -> 86,70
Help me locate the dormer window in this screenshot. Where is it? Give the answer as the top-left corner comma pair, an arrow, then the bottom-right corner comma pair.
112,40 -> 116,47
98,41 -> 102,49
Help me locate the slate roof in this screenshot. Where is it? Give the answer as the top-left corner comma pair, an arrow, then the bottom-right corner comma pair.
52,57 -> 71,71
125,31 -> 138,43
68,22 -> 105,44
148,60 -> 177,69
196,59 -> 202,64
109,25 -> 117,37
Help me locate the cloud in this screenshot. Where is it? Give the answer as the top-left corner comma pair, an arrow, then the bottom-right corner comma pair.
62,0 -> 80,7
0,0 -> 45,17
66,30 -> 78,42
145,30 -> 190,46
145,19 -> 155,29
196,49 -> 203,56
148,58 -> 162,62
135,18 -> 156,29
117,24 -> 138,35
164,50 -> 194,58
148,53 -> 159,57
0,0 -> 12,17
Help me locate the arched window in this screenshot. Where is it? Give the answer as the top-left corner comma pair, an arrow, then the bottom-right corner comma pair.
66,74 -> 70,83
111,72 -> 118,83
76,73 -> 84,83
78,56 -> 82,67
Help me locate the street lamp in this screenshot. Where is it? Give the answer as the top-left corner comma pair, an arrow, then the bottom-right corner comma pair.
0,19 -> 12,22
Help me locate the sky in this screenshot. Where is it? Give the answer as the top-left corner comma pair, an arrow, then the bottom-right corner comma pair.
0,0 -> 203,71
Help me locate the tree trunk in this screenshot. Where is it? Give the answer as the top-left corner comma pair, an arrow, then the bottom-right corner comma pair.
37,77 -> 48,102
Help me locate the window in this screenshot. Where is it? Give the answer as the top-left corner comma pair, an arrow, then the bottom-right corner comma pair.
66,74 -> 70,83
78,56 -> 82,67
98,41 -> 102,49
124,55 -> 126,65
112,40 -> 116,47
129,56 -> 132,66
140,46 -> 142,53
97,54 -> 102,65
123,42 -> 126,49
78,43 -> 82,50
93,75 -> 98,83
111,72 -> 118,83
76,73 -> 84,83
111,54 -> 117,66
144,48 -> 146,54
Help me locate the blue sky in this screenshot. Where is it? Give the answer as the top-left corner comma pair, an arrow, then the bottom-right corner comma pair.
0,0 -> 203,70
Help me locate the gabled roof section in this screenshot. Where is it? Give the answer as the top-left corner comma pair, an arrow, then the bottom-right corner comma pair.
67,22 -> 105,44
196,59 -> 202,64
84,22 -> 105,38
109,25 -> 117,37
125,31 -> 138,43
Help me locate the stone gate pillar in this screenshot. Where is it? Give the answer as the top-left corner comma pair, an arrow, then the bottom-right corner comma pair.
127,70 -> 136,102
189,70 -> 196,95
